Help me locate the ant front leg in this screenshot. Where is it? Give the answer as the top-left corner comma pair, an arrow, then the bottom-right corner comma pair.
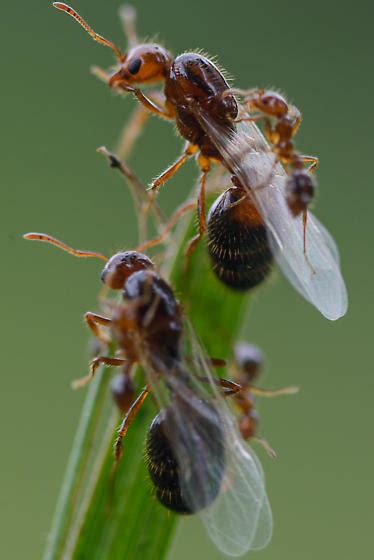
114,385 -> 150,462
130,88 -> 174,121
85,312 -> 112,344
184,156 -> 211,262
115,91 -> 167,161
72,356 -> 128,389
302,209 -> 316,275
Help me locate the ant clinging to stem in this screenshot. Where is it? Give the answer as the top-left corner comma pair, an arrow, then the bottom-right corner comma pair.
52,2 -> 239,259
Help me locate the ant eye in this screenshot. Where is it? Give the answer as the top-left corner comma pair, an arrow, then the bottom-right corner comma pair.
128,58 -> 142,75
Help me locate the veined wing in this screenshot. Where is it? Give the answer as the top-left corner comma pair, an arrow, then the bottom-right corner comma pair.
197,107 -> 348,320
142,325 -> 273,557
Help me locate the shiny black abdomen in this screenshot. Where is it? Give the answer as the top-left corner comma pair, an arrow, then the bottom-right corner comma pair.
146,402 -> 224,514
207,188 -> 273,290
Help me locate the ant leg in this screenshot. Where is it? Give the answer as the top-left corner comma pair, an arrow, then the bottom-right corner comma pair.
115,91 -> 166,161
215,378 -> 242,396
197,376 -> 242,397
185,158 -> 210,259
300,155 -> 319,173
91,63 -> 167,122
85,312 -> 112,344
150,143 -> 198,190
118,4 -> 138,47
136,199 -> 196,252
251,385 -> 299,397
130,88 -> 174,121
114,386 -> 150,461
72,357 -> 128,389
253,436 -> 277,459
302,210 -> 316,275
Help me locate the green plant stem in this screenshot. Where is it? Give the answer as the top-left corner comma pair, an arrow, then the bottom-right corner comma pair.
43,368 -> 111,560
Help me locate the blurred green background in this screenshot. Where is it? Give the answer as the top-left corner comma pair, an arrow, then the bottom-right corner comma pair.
1,0 -> 373,558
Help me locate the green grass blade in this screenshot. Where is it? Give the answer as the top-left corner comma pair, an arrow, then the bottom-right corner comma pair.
43,368 -> 111,560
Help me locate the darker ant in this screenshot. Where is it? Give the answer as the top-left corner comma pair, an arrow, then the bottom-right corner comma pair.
23,232 -> 240,462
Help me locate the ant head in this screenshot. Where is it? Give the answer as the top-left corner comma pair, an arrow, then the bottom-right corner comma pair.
234,342 -> 263,385
286,168 -> 316,216
109,44 -> 172,89
252,90 -> 288,118
101,251 -> 154,290
53,4 -> 172,90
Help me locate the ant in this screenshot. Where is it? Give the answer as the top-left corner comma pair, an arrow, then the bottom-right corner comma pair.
231,342 -> 298,457
53,3 -> 239,259
23,232 -> 241,463
237,88 -> 319,260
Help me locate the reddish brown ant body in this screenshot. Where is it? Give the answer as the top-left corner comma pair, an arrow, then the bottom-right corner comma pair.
238,89 -> 319,255
53,3 -> 277,293
51,4 -> 348,321
53,3 -> 238,258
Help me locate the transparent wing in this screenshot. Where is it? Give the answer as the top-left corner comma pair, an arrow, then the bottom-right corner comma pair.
196,107 -> 348,320
142,324 -> 273,557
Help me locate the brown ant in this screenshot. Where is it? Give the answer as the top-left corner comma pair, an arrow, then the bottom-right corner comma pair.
23,231 -> 240,456
53,3 -> 238,259
231,342 -> 298,457
237,89 -> 319,259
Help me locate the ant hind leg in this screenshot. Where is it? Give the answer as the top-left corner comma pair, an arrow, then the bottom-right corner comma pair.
114,386 -> 150,462
184,157 -> 210,263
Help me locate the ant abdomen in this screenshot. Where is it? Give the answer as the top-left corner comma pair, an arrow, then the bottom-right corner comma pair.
207,187 -> 273,290
146,411 -> 191,514
145,404 -> 224,514
285,168 -> 315,216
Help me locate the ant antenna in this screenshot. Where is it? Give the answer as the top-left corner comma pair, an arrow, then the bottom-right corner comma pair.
23,233 -> 108,262
53,3 -> 123,62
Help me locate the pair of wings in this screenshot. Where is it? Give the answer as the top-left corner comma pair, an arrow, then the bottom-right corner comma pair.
142,323 -> 273,557
197,104 -> 348,321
